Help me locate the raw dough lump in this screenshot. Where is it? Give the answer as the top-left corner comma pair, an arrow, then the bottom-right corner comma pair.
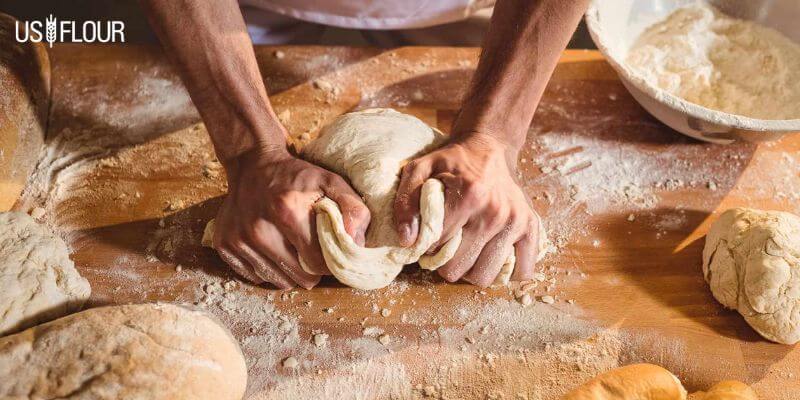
206,109 -> 547,290
0,303 -> 248,400
703,207 -> 800,344
304,108 -> 531,290
0,211 -> 90,335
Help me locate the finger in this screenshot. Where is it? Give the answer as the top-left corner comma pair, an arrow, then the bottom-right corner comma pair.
511,225 -> 539,281
428,172 -> 474,252
234,241 -> 297,290
394,160 -> 433,247
436,223 -> 494,283
323,174 -> 371,246
462,228 -> 517,288
212,221 -> 265,284
280,208 -> 329,275
246,220 -> 321,289
215,245 -> 267,285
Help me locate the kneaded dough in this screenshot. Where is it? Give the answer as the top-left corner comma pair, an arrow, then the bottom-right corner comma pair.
205,109 -> 547,290
0,211 -> 90,335
304,108 -> 546,290
0,303 -> 248,400
703,207 -> 800,344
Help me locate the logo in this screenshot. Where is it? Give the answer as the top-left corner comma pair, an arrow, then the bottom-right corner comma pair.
15,14 -> 125,47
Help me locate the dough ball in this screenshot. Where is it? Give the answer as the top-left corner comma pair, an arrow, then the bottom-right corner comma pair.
0,211 -> 90,335
703,207 -> 800,344
0,303 -> 248,400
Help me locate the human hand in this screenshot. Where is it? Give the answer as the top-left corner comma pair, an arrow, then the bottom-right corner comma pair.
394,132 -> 541,287
212,146 -> 370,289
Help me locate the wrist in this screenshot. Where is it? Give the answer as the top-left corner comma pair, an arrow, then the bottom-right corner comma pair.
453,130 -> 522,170
452,104 -> 528,152
221,137 -> 292,183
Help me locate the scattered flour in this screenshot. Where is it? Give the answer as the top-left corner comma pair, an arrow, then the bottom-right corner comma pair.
627,2 -> 800,120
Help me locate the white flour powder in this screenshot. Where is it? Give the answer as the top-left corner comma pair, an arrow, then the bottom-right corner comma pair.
626,3 -> 800,120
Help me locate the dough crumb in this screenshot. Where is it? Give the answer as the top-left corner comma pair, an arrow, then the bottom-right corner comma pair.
540,295 -> 555,304
282,356 -> 299,369
519,293 -> 533,307
312,333 -> 329,348
29,207 -> 46,219
362,326 -> 383,337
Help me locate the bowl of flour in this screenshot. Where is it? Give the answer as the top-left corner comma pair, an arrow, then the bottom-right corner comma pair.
586,0 -> 800,143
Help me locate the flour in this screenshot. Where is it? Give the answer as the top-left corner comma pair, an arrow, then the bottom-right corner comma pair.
626,3 -> 800,120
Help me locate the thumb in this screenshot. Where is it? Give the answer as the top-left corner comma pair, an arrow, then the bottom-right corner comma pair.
323,175 -> 371,246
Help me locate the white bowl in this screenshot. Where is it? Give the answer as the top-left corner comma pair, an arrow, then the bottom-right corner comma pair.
585,0 -> 800,144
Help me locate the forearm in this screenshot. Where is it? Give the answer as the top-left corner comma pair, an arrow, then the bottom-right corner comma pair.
140,0 -> 286,165
454,0 -> 590,150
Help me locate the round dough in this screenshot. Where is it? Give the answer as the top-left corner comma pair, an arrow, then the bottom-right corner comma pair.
703,207 -> 800,344
0,211 -> 90,335
0,303 -> 248,400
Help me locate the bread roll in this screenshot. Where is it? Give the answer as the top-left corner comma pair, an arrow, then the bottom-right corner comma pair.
0,303 -> 247,400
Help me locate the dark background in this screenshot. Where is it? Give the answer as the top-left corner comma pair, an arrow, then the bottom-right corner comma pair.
0,0 -> 596,47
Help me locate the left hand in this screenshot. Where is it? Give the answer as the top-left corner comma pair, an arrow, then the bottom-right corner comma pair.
394,132 -> 542,287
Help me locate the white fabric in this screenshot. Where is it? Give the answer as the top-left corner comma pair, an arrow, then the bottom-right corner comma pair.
240,0 -> 494,30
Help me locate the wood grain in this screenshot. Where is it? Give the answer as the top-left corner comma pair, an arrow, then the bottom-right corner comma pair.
12,45 -> 800,398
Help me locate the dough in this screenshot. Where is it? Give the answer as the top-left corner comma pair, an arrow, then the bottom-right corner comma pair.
0,303 -> 248,400
0,211 -> 90,335
561,363 -> 687,400
205,109 -> 547,290
305,108 -> 542,290
703,207 -> 800,344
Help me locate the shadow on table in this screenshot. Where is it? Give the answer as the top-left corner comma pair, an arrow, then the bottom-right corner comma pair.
599,205 -> 794,386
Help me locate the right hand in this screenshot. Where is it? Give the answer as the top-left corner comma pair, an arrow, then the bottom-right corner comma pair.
212,146 -> 370,289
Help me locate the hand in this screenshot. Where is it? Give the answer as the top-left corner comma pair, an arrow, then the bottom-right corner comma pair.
394,132 -> 541,287
212,146 -> 370,289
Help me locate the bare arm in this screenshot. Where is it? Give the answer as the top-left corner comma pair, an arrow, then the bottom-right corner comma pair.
141,0 -> 370,289
139,0 -> 282,164
456,0 -> 591,149
395,0 -> 589,286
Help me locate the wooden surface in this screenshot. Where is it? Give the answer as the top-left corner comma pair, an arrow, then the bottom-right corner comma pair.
13,45 -> 800,399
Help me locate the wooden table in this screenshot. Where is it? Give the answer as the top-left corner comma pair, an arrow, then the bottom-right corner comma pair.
14,45 -> 800,399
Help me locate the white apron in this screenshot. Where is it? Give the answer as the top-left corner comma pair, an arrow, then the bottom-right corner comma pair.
240,0 -> 494,30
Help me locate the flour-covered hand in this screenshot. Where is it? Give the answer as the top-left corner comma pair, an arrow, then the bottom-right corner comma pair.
394,132 -> 541,287
213,146 -> 370,289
